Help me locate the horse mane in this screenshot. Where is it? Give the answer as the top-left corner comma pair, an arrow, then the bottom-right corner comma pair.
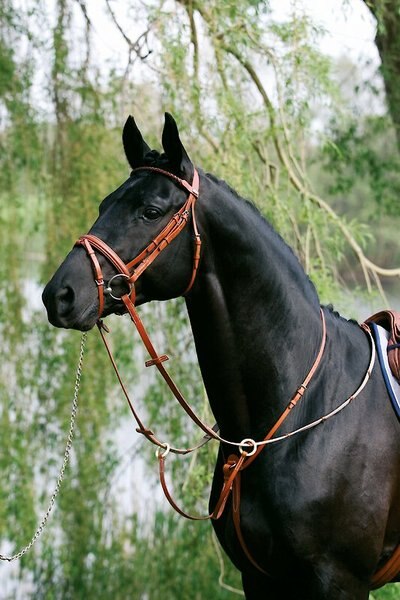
324,303 -> 359,326
143,150 -> 169,167
205,174 -> 363,327
205,172 -> 322,302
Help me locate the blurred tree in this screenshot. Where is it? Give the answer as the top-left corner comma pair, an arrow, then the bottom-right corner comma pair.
365,0 -> 400,152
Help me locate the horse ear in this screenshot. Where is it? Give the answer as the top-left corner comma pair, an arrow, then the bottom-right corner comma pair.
162,112 -> 193,177
122,115 -> 151,170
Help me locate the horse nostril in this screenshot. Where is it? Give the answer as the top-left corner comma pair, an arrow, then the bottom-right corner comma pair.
56,286 -> 75,313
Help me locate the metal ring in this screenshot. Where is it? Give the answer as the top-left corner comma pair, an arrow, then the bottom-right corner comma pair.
155,443 -> 170,459
104,273 -> 133,301
239,438 -> 258,457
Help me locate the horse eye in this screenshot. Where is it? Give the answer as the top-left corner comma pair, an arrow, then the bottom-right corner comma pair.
143,207 -> 161,220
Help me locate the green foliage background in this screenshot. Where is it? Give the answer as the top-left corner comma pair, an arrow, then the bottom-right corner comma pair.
0,0 -> 399,598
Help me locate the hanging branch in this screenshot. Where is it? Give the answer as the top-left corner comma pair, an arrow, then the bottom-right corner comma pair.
187,2 -> 199,82
104,0 -> 153,63
239,56 -> 400,287
232,46 -> 400,283
74,0 -> 91,76
182,3 -> 219,153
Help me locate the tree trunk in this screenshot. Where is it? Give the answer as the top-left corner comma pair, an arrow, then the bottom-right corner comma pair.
366,0 -> 400,151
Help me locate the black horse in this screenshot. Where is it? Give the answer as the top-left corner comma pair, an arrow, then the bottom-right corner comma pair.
42,114 -> 400,599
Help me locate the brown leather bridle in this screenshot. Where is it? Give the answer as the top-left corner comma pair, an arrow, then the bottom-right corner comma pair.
76,166 -> 201,318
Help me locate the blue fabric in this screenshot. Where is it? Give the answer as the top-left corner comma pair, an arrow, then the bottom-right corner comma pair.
370,322 -> 400,421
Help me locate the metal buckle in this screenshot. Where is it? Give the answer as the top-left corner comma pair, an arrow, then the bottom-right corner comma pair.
104,273 -> 133,301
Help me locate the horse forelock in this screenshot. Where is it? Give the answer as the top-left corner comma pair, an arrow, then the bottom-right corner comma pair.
143,149 -> 166,167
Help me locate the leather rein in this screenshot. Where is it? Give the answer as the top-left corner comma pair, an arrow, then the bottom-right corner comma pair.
76,165 -> 377,576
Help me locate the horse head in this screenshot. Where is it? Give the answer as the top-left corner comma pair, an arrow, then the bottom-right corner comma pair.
42,113 -> 198,331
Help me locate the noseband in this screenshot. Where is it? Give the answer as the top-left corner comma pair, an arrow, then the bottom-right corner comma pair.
75,166 -> 201,317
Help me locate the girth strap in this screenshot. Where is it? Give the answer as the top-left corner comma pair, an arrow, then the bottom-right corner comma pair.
231,457 -> 269,575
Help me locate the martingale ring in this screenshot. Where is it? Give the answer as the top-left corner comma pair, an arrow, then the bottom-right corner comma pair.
155,443 -> 171,459
239,438 -> 258,457
104,273 -> 133,301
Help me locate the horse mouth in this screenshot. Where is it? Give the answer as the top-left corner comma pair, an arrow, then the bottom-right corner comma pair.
71,305 -> 99,331
43,296 -> 99,331
76,291 -> 146,326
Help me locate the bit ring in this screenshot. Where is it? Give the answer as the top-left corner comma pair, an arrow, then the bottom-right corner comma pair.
104,273 -> 133,301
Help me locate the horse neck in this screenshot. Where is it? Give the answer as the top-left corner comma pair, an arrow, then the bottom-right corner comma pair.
185,175 -> 322,441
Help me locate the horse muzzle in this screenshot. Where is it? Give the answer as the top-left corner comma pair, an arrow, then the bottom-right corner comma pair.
42,250 -> 100,331
42,280 -> 98,331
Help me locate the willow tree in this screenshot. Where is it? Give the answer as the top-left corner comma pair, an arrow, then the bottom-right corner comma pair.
0,1 -> 400,599
106,0 -> 400,302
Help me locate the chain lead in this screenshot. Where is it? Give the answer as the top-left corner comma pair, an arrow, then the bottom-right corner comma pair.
0,332 -> 87,562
